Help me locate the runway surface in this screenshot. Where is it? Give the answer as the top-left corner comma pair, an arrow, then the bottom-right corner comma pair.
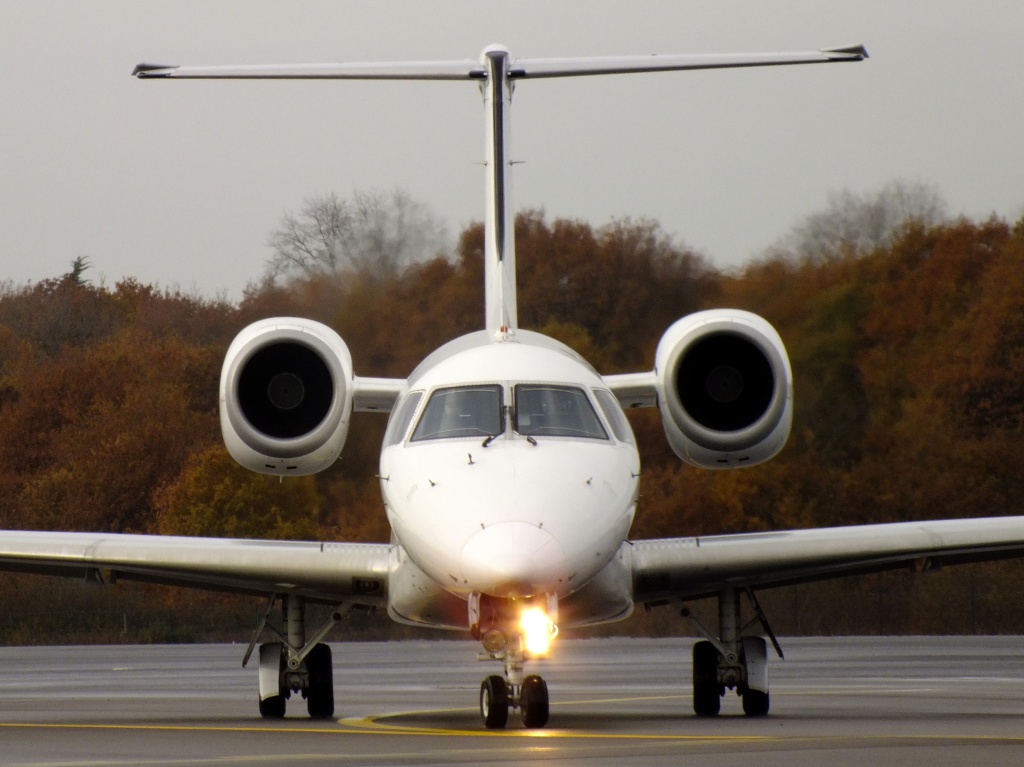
1,636 -> 1023,765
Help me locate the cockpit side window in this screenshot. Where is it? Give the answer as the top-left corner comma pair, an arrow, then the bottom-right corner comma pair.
411,385 -> 505,441
383,390 -> 423,447
593,388 -> 636,444
514,385 -> 608,440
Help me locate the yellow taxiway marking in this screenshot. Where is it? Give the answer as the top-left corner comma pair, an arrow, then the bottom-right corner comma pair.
0,719 -> 778,743
0,722 -> 373,735
337,693 -> 775,740
3,719 -> 1024,747
5,692 -> 1024,744
0,718 -> 767,742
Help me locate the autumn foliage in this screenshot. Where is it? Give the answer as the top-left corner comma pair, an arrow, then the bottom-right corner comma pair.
2,210 -> 1024,640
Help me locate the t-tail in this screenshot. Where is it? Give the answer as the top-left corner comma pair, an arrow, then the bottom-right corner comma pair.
480,46 -> 517,334
134,43 -> 867,335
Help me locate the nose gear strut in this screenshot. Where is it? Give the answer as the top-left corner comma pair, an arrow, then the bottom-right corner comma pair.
471,592 -> 555,729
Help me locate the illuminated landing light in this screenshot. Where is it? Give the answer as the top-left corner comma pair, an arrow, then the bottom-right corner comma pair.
520,607 -> 558,656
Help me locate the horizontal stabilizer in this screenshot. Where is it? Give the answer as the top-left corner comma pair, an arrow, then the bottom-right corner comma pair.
133,45 -> 867,82
132,60 -> 483,81
823,44 -> 870,59
132,63 -> 179,77
510,47 -> 868,79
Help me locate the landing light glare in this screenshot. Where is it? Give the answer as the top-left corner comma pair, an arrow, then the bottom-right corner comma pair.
520,607 -> 558,656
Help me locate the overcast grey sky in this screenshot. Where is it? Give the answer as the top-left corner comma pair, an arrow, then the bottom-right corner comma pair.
2,1 -> 1022,299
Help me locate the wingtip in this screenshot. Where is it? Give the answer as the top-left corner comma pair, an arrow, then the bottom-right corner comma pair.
824,44 -> 869,60
132,63 -> 179,78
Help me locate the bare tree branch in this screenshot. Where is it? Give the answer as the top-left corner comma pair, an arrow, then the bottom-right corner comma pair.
778,180 -> 948,263
267,189 -> 450,281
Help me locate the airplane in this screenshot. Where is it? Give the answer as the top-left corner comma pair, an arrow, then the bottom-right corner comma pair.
5,42 -> 1024,730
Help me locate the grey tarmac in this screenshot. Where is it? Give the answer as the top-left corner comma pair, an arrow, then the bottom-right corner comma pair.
1,636 -> 1023,766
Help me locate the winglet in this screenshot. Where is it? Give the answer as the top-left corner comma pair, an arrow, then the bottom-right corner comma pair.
132,63 -> 179,78
823,45 -> 869,60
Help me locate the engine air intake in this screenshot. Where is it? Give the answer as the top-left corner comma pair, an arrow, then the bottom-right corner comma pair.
654,309 -> 792,468
238,342 -> 334,439
220,318 -> 354,475
677,333 -> 774,432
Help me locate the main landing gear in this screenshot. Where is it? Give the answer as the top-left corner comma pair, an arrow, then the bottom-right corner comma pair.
472,593 -> 554,729
682,586 -> 782,717
243,593 -> 350,719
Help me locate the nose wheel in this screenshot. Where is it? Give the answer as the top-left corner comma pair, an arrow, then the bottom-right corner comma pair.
480,675 -> 509,729
519,674 -> 550,728
479,672 -> 549,729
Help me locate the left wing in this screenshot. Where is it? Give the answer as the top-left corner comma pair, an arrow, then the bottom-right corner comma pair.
0,530 -> 390,606
630,515 -> 1024,604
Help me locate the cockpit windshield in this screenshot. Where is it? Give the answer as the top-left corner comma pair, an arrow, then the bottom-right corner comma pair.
514,384 -> 608,440
411,385 -> 504,441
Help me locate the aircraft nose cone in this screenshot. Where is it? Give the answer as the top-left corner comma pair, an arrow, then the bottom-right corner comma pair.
461,522 -> 566,598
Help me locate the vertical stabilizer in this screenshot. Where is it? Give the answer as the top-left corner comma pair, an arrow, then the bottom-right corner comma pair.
481,46 -> 518,335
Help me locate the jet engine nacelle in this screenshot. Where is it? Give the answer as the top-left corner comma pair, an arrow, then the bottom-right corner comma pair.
655,309 -> 792,468
220,318 -> 354,475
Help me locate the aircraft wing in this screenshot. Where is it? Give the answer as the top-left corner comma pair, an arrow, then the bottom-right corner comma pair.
630,515 -> 1024,604
0,530 -> 391,606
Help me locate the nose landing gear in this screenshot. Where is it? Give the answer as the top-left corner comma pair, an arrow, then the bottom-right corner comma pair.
471,593 -> 554,729
478,647 -> 551,729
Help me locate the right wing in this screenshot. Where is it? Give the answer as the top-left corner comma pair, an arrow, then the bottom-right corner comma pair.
630,515 -> 1024,604
0,530 -> 391,606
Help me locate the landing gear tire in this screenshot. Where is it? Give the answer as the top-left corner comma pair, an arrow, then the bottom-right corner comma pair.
305,643 -> 335,720
692,640 -> 722,717
259,694 -> 286,719
480,675 -> 509,729
520,674 -> 549,729
742,688 -> 769,717
740,636 -> 770,716
258,642 -> 287,719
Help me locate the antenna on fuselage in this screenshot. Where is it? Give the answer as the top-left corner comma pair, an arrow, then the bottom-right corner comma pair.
134,44 -> 866,336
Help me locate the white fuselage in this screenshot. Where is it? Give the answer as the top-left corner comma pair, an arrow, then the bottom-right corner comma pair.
379,330 -> 639,625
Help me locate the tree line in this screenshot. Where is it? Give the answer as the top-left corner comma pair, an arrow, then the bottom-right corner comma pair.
2,191 -> 1023,641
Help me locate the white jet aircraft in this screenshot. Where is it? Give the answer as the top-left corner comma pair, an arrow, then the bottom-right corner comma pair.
5,43 -> 1024,729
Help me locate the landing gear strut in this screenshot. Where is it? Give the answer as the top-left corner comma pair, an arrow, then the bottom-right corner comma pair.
243,593 -> 349,719
472,593 -> 554,729
682,587 -> 781,717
